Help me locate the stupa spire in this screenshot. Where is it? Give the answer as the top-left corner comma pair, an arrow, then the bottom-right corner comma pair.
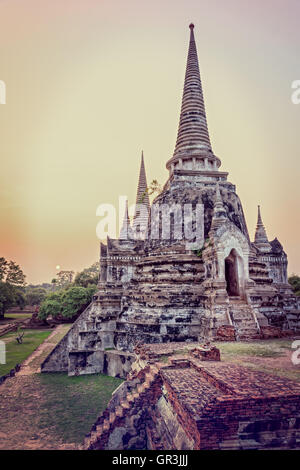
210,182 -> 227,230
166,24 -> 221,175
254,205 -> 271,252
134,151 -> 150,210
119,200 -> 133,240
173,23 -> 212,157
133,152 -> 150,239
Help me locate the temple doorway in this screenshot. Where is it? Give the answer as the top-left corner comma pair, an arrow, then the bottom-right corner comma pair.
225,249 -> 240,297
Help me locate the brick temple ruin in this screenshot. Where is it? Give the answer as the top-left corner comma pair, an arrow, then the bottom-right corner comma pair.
42,23 -> 300,378
39,22 -> 300,451
83,343 -> 300,450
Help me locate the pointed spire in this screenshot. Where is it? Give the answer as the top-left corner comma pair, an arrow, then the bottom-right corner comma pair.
173,23 -> 212,158
119,200 -> 133,240
133,152 -> 150,239
134,151 -> 150,209
210,182 -> 227,230
215,182 -> 224,209
166,24 -> 221,175
254,205 -> 271,252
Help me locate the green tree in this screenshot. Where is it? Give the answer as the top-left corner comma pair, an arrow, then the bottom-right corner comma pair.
0,283 -> 16,318
0,257 -> 8,281
74,262 -> 99,288
61,286 -> 96,319
0,257 -> 26,319
25,287 -> 47,306
289,275 -> 300,296
39,299 -> 62,320
5,261 -> 26,288
38,284 -> 97,321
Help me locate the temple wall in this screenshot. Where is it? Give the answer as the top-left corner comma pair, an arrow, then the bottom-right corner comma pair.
146,176 -> 250,251
85,348 -> 300,450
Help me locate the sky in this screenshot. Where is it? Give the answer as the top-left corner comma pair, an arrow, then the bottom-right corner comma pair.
0,0 -> 299,284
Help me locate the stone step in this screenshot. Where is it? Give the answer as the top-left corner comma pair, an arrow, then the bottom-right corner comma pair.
234,326 -> 258,332
145,373 -> 155,385
235,325 -> 258,331
238,335 -> 261,341
90,430 -> 98,441
84,437 -> 92,448
232,318 -> 256,323
137,383 -> 146,393
230,307 -> 253,311
115,405 -> 124,418
230,312 -> 253,318
96,424 -> 103,434
234,320 -> 256,327
236,329 -> 260,335
120,400 -> 130,409
85,365 -> 157,450
103,419 -> 110,432
126,393 -> 134,403
230,310 -> 254,315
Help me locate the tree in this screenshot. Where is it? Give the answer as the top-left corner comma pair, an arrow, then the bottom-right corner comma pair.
74,262 -> 99,288
0,257 -> 26,319
39,299 -> 61,320
5,261 -> 26,288
56,270 -> 74,288
25,287 -> 47,306
289,275 -> 300,296
60,286 -> 97,319
0,257 -> 8,282
38,284 -> 97,321
0,283 -> 16,318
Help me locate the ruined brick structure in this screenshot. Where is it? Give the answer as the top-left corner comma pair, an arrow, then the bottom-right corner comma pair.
83,343 -> 300,450
41,24 -> 300,377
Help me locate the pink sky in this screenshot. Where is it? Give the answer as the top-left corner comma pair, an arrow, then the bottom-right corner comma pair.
0,0 -> 299,283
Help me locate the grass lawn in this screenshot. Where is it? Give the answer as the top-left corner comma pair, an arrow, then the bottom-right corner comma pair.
214,339 -> 292,358
4,313 -> 32,320
37,372 -> 123,444
0,329 -> 52,376
214,338 -> 300,382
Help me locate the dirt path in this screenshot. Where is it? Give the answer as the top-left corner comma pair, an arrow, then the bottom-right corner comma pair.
0,324 -> 77,450
16,325 -> 67,376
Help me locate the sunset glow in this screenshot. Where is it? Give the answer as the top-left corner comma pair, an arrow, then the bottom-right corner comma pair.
0,0 -> 299,283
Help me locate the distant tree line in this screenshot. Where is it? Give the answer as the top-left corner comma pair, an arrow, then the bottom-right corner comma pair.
38,262 -> 99,321
0,257 -> 99,322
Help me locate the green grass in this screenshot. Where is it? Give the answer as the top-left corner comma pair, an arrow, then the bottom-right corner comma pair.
173,348 -> 190,356
37,372 -> 123,443
0,329 -> 52,376
213,339 -> 300,382
214,340 -> 291,358
3,313 -> 32,320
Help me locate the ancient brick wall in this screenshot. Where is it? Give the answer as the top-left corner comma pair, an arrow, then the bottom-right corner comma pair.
84,344 -> 300,450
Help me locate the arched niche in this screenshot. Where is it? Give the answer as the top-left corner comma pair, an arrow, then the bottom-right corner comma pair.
225,248 -> 243,297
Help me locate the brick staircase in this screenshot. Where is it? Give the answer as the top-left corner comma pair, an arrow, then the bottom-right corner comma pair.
228,298 -> 261,341
83,365 -> 160,450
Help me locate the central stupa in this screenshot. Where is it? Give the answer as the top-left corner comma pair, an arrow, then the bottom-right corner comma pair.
41,24 -> 299,377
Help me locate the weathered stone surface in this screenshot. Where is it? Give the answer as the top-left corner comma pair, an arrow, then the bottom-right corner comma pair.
41,24 -> 300,377
84,343 -> 300,450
